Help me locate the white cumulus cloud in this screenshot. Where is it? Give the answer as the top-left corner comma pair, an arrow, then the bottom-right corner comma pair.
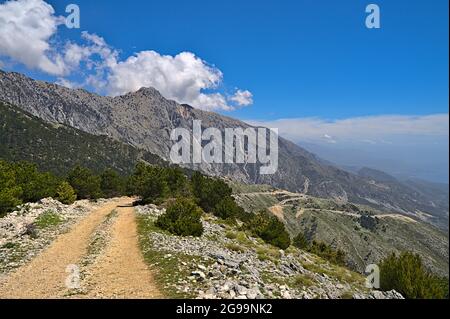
0,0 -> 253,111
229,89 -> 253,106
106,51 -> 234,111
0,0 -> 67,75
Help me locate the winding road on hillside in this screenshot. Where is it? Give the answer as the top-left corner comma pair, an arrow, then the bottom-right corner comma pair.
0,198 -> 161,299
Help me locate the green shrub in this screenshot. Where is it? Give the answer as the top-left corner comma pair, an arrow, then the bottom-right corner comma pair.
0,160 -> 61,215
246,212 -> 291,250
293,232 -> 309,249
0,186 -> 22,216
127,163 -> 169,203
1,242 -> 18,249
380,252 -> 448,299
213,197 -> 243,220
292,230 -> 347,266
13,162 -> 59,202
67,166 -> 102,200
0,161 -> 22,214
155,197 -> 203,237
308,240 -> 346,266
164,167 -> 189,196
100,169 -> 125,198
35,210 -> 63,229
56,182 -> 77,204
189,172 -> 253,223
191,172 -> 232,213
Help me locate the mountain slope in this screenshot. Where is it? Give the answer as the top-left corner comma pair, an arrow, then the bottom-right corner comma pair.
356,168 -> 448,230
232,186 -> 449,277
0,70 -> 447,228
0,101 -> 165,176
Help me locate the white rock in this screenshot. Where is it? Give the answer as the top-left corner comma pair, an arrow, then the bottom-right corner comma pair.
282,291 -> 292,299
236,285 -> 248,295
246,288 -> 260,299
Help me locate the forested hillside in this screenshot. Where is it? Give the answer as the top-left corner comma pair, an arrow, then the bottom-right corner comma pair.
0,102 -> 165,176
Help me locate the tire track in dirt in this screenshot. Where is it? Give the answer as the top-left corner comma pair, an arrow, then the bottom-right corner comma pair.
0,198 -> 161,299
80,204 -> 161,298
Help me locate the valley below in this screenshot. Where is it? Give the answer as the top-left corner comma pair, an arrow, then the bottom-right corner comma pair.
232,184 -> 449,278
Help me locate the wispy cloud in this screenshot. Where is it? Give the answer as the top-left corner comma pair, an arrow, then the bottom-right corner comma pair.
247,114 -> 449,145
248,114 -> 449,182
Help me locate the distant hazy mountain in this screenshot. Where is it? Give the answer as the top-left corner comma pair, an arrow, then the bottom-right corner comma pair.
354,167 -> 448,230
299,141 -> 449,184
0,70 -> 447,229
357,167 -> 400,184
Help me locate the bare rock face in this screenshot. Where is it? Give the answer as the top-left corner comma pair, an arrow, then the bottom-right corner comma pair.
0,70 -> 447,226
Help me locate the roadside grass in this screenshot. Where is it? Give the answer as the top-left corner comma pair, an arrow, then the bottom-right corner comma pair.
81,210 -> 118,267
34,210 -> 63,229
0,210 -> 68,273
136,214 -> 208,299
0,242 -> 30,272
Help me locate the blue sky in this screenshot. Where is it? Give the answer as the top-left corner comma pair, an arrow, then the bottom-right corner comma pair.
2,0 -> 448,119
0,0 -> 448,182
48,0 -> 449,120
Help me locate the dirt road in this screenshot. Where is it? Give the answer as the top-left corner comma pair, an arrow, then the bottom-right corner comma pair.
0,198 -> 161,299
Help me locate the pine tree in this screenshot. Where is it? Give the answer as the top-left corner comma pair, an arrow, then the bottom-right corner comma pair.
293,232 -> 309,249
56,182 -> 77,204
67,166 -> 101,200
100,169 -> 125,198
155,197 -> 203,237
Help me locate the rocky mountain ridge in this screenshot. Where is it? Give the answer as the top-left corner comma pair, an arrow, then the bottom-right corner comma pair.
0,70 -> 447,229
